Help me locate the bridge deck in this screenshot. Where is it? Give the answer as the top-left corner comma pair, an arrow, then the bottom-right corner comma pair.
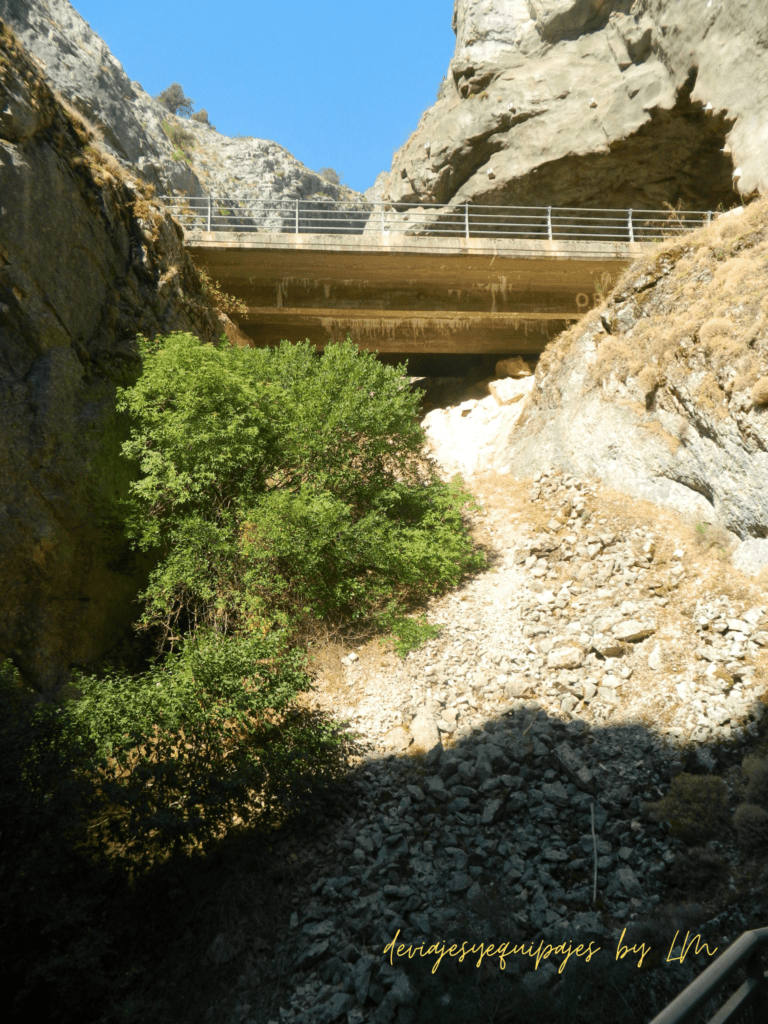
184,229 -> 650,260
184,231 -> 653,353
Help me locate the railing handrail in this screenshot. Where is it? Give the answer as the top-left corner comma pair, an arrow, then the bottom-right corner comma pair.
157,195 -> 713,247
160,195 -> 714,216
649,926 -> 768,1024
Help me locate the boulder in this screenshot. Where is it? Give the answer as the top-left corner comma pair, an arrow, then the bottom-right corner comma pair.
381,726 -> 411,752
421,391 -> 530,479
495,356 -> 532,378
489,376 -> 535,406
547,645 -> 585,669
409,710 -> 442,754
613,619 -> 656,643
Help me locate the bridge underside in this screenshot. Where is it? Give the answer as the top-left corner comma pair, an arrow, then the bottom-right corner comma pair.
185,232 -> 643,355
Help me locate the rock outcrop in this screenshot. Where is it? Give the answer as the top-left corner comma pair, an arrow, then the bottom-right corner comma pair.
0,23 -> 222,693
423,377 -> 534,477
0,0 -> 365,203
383,0 -> 768,213
496,197 -> 768,566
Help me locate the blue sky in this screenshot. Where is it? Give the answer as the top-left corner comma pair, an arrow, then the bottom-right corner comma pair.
74,0 -> 456,193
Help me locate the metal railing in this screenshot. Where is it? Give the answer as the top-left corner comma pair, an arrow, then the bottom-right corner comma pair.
649,927 -> 768,1024
159,196 -> 713,243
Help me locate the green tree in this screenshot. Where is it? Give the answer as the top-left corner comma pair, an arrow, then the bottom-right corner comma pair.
7,335 -> 483,873
116,333 -> 483,646
156,82 -> 194,117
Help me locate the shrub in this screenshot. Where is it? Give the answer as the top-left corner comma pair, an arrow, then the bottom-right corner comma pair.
197,266 -> 248,317
319,167 -> 342,185
645,773 -> 730,846
693,521 -> 736,558
60,629 -> 342,866
384,614 -> 443,658
190,107 -> 213,127
156,82 -> 194,117
5,335 -> 482,879
116,334 -> 484,647
666,847 -> 729,892
733,803 -> 768,853
161,120 -> 195,161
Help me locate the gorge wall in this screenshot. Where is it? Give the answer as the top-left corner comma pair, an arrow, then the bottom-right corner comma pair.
0,0 -> 366,204
497,198 -> 768,569
0,22 -> 222,693
383,0 -> 768,213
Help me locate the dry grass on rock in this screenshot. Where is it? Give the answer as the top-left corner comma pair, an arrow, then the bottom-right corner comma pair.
534,197 -> 768,419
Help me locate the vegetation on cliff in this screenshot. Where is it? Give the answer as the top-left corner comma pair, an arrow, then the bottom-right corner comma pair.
0,333 -> 484,1022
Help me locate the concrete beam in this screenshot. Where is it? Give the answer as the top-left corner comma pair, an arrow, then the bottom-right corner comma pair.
184,230 -> 644,354
240,307 -> 577,353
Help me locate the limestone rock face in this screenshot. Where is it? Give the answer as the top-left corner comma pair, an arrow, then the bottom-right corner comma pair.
422,379 -> 534,478
0,0 -> 365,202
387,0 -> 767,212
0,23 -> 221,693
496,197 -> 768,544
0,0 -> 204,195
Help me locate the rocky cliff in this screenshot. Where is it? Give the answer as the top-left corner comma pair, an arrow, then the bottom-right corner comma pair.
0,22 -> 222,694
496,198 -> 768,572
0,0 -> 364,203
383,0 -> 767,212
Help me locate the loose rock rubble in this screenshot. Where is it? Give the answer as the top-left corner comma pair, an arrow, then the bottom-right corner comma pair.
203,467 -> 768,1024
328,467 -> 767,754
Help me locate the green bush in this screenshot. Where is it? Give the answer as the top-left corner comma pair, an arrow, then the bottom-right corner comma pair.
161,120 -> 195,161
3,335 -> 483,869
156,82 -> 194,117
385,614 -> 443,657
59,629 -> 342,866
645,773 -> 730,846
116,334 -> 484,646
1,335 -> 485,1020
733,803 -> 768,853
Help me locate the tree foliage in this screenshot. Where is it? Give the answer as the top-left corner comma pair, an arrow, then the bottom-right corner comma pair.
64,630 -> 342,865
9,334 -> 482,869
156,82 -> 194,117
116,334 -> 484,647
1,334 -> 486,1020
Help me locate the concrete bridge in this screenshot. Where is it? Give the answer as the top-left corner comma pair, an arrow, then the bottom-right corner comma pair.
162,198 -> 710,359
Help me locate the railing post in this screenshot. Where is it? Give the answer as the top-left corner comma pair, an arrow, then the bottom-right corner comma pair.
465,203 -> 469,239
295,199 -> 299,235
628,208 -> 634,243
207,195 -> 212,232
547,206 -> 552,241
707,210 -> 712,225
